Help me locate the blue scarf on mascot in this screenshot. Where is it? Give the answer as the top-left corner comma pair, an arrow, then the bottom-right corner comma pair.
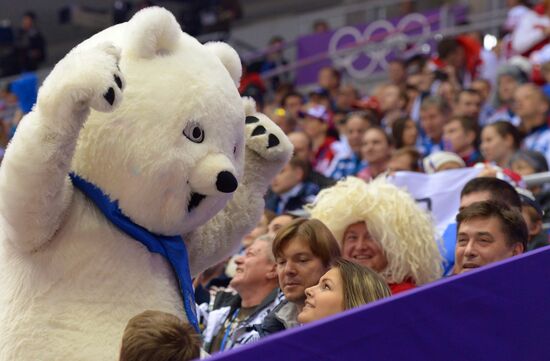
70,173 -> 200,333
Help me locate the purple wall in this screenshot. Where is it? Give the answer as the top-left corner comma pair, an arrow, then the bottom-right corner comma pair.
295,5 -> 468,86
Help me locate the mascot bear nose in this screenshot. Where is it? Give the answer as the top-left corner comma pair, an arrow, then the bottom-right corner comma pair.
216,171 -> 238,193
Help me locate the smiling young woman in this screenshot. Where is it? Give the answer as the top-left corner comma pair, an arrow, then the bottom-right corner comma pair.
297,258 -> 391,324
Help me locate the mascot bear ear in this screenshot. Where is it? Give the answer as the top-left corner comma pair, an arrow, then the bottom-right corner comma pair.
204,42 -> 242,87
125,6 -> 181,59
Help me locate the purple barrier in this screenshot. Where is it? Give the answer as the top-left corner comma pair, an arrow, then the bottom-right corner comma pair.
295,5 -> 467,86
209,246 -> 550,361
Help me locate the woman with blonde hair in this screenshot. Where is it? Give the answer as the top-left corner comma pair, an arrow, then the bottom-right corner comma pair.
297,258 -> 391,324
308,177 -> 443,294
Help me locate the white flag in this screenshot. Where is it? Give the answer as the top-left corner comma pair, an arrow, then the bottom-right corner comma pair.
387,168 -> 482,233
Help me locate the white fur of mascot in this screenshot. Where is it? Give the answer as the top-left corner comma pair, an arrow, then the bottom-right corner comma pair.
0,7 -> 292,361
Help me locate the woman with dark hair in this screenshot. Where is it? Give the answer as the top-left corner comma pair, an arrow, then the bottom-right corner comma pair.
296,258 -> 391,324
480,120 -> 522,168
387,147 -> 422,173
391,116 -> 419,149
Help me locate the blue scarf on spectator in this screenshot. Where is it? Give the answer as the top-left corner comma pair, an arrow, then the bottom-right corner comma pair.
69,173 -> 200,333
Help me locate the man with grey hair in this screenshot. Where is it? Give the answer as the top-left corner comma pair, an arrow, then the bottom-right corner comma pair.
199,235 -> 280,353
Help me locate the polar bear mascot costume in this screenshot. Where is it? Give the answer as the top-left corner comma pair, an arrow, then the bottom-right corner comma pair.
0,7 -> 292,361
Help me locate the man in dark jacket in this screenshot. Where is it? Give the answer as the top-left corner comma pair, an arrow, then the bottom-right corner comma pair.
265,156 -> 320,215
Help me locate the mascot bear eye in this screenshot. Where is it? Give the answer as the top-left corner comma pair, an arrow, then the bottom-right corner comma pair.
183,122 -> 204,143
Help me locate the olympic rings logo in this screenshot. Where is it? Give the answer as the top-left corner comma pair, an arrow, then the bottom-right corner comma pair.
328,13 -> 431,79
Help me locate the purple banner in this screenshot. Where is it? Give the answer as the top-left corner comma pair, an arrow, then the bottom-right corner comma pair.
209,246 -> 550,361
295,5 -> 467,86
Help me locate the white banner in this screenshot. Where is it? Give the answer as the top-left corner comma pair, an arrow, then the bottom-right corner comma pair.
387,168 -> 482,233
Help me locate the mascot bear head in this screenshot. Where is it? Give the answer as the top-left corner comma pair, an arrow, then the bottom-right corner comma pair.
70,7 -> 246,235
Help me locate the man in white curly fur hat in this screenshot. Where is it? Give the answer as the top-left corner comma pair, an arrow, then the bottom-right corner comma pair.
308,177 -> 443,294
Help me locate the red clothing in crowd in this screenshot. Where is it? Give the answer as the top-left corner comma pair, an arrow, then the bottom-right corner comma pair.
313,136 -> 337,174
511,7 -> 550,57
239,71 -> 266,95
389,280 -> 416,295
431,35 -> 482,84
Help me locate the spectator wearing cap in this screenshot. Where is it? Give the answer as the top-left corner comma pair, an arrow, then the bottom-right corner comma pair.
516,188 -> 549,251
443,116 -> 483,166
298,105 -> 337,175
329,111 -> 376,180
423,151 -> 465,173
514,84 -> 550,165
486,63 -> 528,125
265,156 -> 320,215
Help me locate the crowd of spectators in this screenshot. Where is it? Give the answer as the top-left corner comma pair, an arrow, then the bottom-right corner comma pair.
237,1 -> 550,222
184,0 -> 550,358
